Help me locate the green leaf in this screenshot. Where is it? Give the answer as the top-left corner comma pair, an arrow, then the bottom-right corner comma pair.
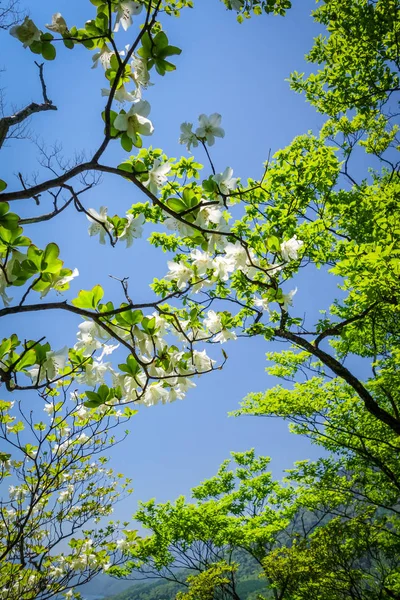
29,41 -> 43,55
142,316 -> 156,335
166,198 -> 186,213
118,355 -> 140,377
267,236 -> 280,252
0,180 -> 7,192
0,338 -> 12,359
72,285 -> 104,309
16,349 -> 37,370
42,42 -> 56,61
41,243 -> 63,273
154,31 -> 168,50
121,134 -> 133,152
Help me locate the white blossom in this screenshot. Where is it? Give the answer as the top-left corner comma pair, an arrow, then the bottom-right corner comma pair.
79,360 -> 111,387
281,287 -> 297,311
213,167 -> 239,196
87,206 -> 110,245
280,235 -> 304,262
114,100 -> 154,140
43,402 -> 56,417
195,113 -> 224,146
119,213 -> 145,247
92,44 -> 114,69
165,261 -> 192,290
174,377 -> 196,393
163,216 -> 194,237
114,1 -> 143,32
116,538 -> 130,552
10,17 -> 41,48
75,404 -> 90,420
9,485 -> 27,502
214,328 -> 237,344
28,347 -> 69,384
190,249 -> 214,275
46,13 -> 68,34
224,242 -> 248,270
58,484 -> 74,503
200,206 -> 224,225
101,85 -> 138,103
204,310 -> 236,344
204,310 -> 222,334
254,296 -> 270,312
192,350 -> 215,372
168,386 -> 186,402
144,159 -> 171,195
141,382 -> 169,407
131,54 -> 152,97
179,122 -> 199,151
74,321 -> 107,356
212,255 -> 232,281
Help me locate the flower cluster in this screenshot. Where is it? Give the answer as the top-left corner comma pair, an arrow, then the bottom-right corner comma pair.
179,114 -> 225,151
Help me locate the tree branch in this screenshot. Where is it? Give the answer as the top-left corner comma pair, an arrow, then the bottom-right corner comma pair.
0,62 -> 56,149
276,327 -> 400,437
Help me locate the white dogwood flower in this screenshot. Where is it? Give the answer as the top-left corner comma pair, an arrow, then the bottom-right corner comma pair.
190,249 -> 214,275
163,216 -> 194,237
195,113 -> 225,146
204,310 -> 222,334
46,13 -> 68,34
212,255 -> 232,281
224,242 -> 248,270
165,261 -> 192,290
281,287 -> 298,311
114,1 -> 143,32
192,350 -> 215,372
213,167 -> 239,196
144,159 -> 171,195
10,17 -> 41,48
179,122 -> 199,151
131,54 -> 152,97
92,44 -> 114,69
254,296 -> 270,312
119,213 -> 145,247
141,382 -> 169,407
28,347 -> 69,384
280,235 -> 304,262
101,85 -> 138,103
114,100 -> 154,140
87,206 -> 110,244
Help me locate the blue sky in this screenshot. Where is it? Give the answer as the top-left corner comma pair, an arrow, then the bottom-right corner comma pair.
0,0 -> 339,519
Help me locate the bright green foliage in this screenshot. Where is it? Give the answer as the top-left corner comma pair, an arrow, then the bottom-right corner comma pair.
128,451 -> 301,598
220,0 -> 292,21
176,561 -> 238,600
290,0 -> 400,117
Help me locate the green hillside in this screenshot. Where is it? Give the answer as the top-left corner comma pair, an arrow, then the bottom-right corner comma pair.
104,554 -> 271,600
104,573 -> 269,600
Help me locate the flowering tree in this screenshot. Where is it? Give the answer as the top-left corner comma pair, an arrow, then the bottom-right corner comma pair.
2,0 -> 400,597
0,384 -> 137,600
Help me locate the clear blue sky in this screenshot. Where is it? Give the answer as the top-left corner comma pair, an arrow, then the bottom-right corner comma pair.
1,0 -> 337,519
